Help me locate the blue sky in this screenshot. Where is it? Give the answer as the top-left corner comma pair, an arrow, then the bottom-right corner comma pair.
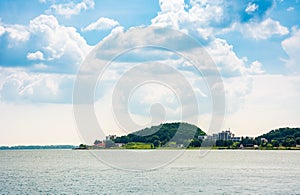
0,0 -> 300,145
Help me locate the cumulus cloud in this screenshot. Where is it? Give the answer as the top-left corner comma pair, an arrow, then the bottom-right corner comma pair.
204,38 -> 265,113
151,0 -> 275,40
240,18 -> 289,39
151,0 -> 224,40
0,24 -> 30,46
205,38 -> 247,76
0,67 -> 74,103
281,27 -> 300,73
82,17 -> 120,32
245,3 -> 258,13
28,14 -> 92,71
0,14 -> 92,72
27,51 -> 44,60
5,25 -> 30,42
47,0 -> 95,18
248,61 -> 264,74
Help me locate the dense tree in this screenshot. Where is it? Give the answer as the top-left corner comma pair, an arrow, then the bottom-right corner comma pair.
216,140 -> 233,147
271,140 -> 280,147
256,127 -> 300,147
282,137 -> 296,147
241,137 -> 255,146
113,122 -> 206,147
189,138 -> 202,147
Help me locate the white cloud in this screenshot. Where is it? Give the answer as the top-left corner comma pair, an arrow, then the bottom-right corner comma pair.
240,18 -> 289,40
204,38 -> 264,113
151,0 -> 283,41
245,3 -> 258,14
0,24 -> 5,36
0,67 -> 74,103
205,38 -> 247,76
82,17 -> 120,32
281,27 -> 300,72
1,24 -> 30,46
287,7 -> 294,12
151,0 -> 224,40
27,51 -> 45,60
205,38 -> 263,76
29,14 -> 92,71
47,0 -> 94,18
248,61 -> 264,74
5,25 -> 30,42
1,14 -> 92,71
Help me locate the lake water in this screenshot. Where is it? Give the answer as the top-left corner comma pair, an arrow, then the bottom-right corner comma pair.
0,150 -> 299,194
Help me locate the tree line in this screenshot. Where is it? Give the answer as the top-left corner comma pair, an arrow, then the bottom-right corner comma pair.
113,122 -> 206,148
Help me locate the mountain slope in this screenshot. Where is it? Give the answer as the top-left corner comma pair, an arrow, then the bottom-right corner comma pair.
113,122 -> 205,147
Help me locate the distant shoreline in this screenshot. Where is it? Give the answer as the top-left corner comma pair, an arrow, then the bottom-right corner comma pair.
0,145 -> 76,150
69,146 -> 300,151
1,145 -> 300,151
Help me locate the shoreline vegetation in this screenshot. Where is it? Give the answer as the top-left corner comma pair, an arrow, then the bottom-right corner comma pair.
73,122 -> 300,151
1,145 -> 300,151
72,145 -> 300,150
1,122 -> 300,151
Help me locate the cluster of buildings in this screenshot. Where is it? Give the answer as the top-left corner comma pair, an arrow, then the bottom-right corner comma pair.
93,134 -> 124,148
199,129 -> 242,142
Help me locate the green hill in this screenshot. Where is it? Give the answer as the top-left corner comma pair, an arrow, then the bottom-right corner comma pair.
256,127 -> 300,147
113,122 -> 206,148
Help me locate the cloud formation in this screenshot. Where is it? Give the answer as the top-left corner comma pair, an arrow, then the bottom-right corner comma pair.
0,67 -> 74,103
0,24 -> 30,47
245,3 -> 259,14
27,51 -> 44,60
0,14 -> 92,73
240,18 -> 289,40
47,0 -> 95,18
82,17 -> 120,31
281,27 -> 300,73
29,14 -> 92,69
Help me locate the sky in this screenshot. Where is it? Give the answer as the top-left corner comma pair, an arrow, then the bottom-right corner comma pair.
0,0 -> 300,145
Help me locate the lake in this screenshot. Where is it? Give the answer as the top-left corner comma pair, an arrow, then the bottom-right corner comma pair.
0,150 -> 299,194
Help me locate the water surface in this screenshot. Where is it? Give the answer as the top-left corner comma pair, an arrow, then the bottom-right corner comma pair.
0,150 -> 299,194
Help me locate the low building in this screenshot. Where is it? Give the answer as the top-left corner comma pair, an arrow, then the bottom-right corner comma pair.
94,142 -> 105,148
115,143 -> 124,148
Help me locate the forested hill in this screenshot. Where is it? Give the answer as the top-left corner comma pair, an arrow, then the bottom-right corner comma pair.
113,122 -> 206,147
256,127 -> 300,146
